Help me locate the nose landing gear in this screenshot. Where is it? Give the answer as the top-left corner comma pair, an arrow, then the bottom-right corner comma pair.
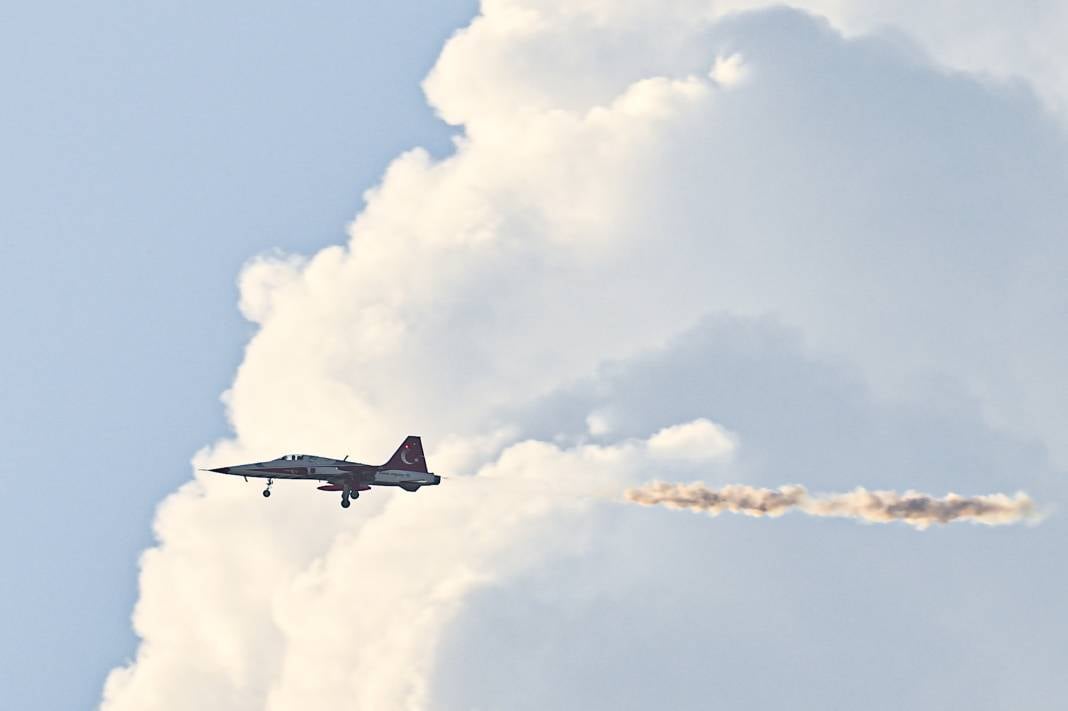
262,479 -> 274,498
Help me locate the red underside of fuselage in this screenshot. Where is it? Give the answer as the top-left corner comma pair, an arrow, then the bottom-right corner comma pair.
316,483 -> 372,492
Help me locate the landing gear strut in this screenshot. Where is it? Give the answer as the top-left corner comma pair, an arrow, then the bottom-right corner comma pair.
263,479 -> 273,498
340,489 -> 359,509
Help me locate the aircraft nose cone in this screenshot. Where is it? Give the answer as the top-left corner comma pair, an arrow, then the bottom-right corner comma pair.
210,466 -> 231,474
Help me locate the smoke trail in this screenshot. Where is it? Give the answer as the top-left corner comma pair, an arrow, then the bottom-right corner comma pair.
625,482 -> 1038,529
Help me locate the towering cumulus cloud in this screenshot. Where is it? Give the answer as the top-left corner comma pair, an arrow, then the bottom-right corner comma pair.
626,481 -> 1037,529
102,2 -> 1068,710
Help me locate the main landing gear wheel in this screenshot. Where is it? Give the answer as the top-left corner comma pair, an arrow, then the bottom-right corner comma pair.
341,488 -> 358,508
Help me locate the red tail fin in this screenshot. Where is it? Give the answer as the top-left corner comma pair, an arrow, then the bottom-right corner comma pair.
384,435 -> 428,473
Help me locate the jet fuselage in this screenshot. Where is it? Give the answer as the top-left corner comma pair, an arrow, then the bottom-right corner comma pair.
206,436 -> 439,508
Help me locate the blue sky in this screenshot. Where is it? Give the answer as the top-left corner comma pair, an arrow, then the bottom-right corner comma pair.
0,2 -> 474,707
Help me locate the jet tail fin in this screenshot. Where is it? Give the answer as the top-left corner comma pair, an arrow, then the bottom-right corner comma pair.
384,435 -> 428,473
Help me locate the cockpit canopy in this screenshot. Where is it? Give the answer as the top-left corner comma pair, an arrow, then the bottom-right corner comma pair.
280,454 -> 307,461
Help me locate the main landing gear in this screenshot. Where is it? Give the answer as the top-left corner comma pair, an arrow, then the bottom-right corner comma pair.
262,479 -> 273,498
340,489 -> 360,508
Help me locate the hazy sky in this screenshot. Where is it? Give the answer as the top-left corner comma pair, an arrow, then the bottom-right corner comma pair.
4,2 -> 1067,710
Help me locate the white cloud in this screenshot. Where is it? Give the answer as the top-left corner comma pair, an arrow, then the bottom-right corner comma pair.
709,52 -> 748,87
646,418 -> 737,461
103,426 -> 726,710
585,410 -> 613,436
103,2 -> 1068,709
751,0 -> 1068,116
434,0 -> 1068,119
228,3 -> 1068,465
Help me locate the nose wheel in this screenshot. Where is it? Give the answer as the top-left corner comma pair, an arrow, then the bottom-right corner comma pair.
262,479 -> 274,498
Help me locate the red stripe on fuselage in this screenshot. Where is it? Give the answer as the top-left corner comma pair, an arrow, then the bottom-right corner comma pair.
317,483 -> 371,492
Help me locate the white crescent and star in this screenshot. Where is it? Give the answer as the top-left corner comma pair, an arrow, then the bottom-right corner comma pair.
400,447 -> 420,465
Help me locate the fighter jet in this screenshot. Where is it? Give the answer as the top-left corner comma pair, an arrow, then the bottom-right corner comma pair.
205,435 -> 440,508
